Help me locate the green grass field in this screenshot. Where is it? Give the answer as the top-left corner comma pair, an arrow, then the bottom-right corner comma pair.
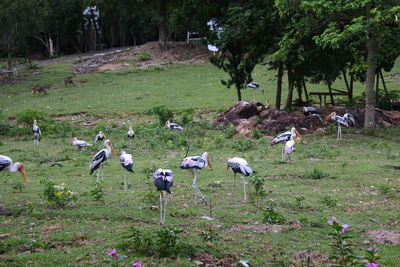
0,59 -> 400,266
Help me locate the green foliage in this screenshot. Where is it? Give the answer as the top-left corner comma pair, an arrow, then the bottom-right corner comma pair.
16,110 -> 47,126
231,139 -> 255,152
136,52 -> 151,62
377,184 -> 392,195
327,217 -> 357,266
321,195 -> 338,208
40,179 -> 77,208
90,180 -> 106,201
302,168 -> 330,180
249,175 -> 266,208
262,201 -> 286,225
146,105 -> 174,125
222,124 -> 236,138
299,216 -> 325,228
293,195 -> 306,210
199,224 -> 221,243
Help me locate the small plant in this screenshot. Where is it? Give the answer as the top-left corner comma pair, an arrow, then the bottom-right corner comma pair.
40,179 -> 77,208
299,216 -> 325,228
262,200 -> 286,224
303,168 -> 329,179
90,180 -> 106,201
293,195 -> 306,210
321,195 -> 337,208
155,226 -> 183,256
327,216 -> 357,266
232,139 -> 255,151
363,246 -> 380,266
222,124 -> 236,138
249,175 -> 266,208
251,128 -> 262,139
147,105 -> 174,125
199,224 -> 221,243
16,109 -> 47,127
142,167 -> 157,203
105,249 -> 129,266
136,52 -> 151,62
377,184 -> 392,195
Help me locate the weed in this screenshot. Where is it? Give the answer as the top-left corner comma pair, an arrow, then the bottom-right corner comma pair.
303,168 -> 329,179
321,195 -> 338,208
299,216 -> 325,228
90,180 -> 106,201
146,105 -> 174,125
40,179 -> 77,208
222,124 -> 236,138
377,184 -> 392,195
262,200 -> 286,225
231,139 -> 255,152
293,195 -> 306,210
249,175 -> 266,208
199,224 -> 221,243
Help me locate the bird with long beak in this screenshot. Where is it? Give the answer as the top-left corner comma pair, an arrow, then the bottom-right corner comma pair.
89,139 -> 115,180
325,112 -> 349,140
120,150 -> 133,191
226,157 -> 255,202
0,155 -> 28,185
72,137 -> 91,150
127,126 -> 135,145
32,119 -> 41,147
153,169 -> 173,225
272,127 -> 301,160
94,131 -> 105,142
180,152 -> 213,204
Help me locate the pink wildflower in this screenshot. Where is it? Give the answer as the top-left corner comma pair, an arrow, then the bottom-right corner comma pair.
328,216 -> 339,225
341,224 -> 350,234
107,249 -> 117,256
365,263 -> 378,267
131,263 -> 142,267
367,247 -> 379,252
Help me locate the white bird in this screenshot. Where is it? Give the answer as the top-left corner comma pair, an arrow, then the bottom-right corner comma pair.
94,131 -> 105,142
120,151 -> 133,191
271,127 -> 301,160
326,112 -> 349,140
153,169 -> 173,225
302,106 -> 319,116
180,152 -> 213,204
89,139 -> 115,180
127,126 -> 135,138
283,131 -> 301,162
32,120 -> 41,147
166,120 -> 183,131
72,137 -> 91,150
246,81 -> 265,101
226,157 -> 255,202
0,155 -> 28,185
343,113 -> 356,127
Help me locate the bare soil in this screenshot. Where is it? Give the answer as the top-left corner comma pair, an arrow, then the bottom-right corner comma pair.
366,229 -> 400,244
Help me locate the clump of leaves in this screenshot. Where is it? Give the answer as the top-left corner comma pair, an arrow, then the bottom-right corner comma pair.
321,195 -> 337,208
40,179 -> 77,208
232,139 -> 255,151
293,195 -> 306,210
299,216 -> 325,228
377,184 -> 392,195
136,52 -> 151,62
90,180 -> 105,201
249,175 -> 266,208
199,224 -> 221,243
327,216 -> 356,266
262,200 -> 286,225
146,105 -> 174,125
303,168 -> 329,179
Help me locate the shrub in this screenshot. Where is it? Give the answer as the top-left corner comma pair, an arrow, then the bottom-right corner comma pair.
147,105 -> 174,125
90,180 -> 106,201
16,110 -> 47,127
231,139 -> 255,151
40,179 -> 77,208
262,201 -> 286,224
136,52 -> 151,62
303,168 -> 330,179
199,224 -> 221,243
321,195 -> 337,208
249,175 -> 266,208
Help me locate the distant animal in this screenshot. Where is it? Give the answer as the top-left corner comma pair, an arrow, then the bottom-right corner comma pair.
302,106 -> 319,116
32,119 -> 42,147
72,137 -> 91,150
226,157 -> 255,201
246,81 -> 265,101
64,77 -> 76,87
94,131 -> 105,142
120,151 -> 133,191
127,126 -> 135,145
180,152 -> 213,204
326,112 -> 349,140
32,85 -> 50,95
0,155 -> 28,185
153,168 -> 174,225
166,120 -> 183,131
343,113 -> 356,127
89,139 -> 115,180
283,131 -> 301,162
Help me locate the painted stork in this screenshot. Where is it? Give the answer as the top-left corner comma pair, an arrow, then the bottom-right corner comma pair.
180,152 -> 213,204
32,120 -> 41,147
226,157 -> 255,202
246,81 -> 265,102
72,137 -> 91,150
94,131 -> 105,142
166,120 -> 183,131
120,151 -> 133,191
326,112 -> 349,140
0,155 -> 28,185
302,106 -> 319,116
283,132 -> 300,162
271,127 -> 301,160
89,139 -> 115,180
127,126 -> 135,142
343,113 -> 356,128
153,169 -> 173,225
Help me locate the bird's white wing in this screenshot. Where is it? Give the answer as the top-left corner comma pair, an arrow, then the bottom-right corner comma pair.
0,156 -> 11,171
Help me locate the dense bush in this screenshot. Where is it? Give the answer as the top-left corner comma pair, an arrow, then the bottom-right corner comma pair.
146,105 -> 174,125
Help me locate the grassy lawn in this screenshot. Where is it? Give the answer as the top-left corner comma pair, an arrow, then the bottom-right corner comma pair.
0,59 -> 400,266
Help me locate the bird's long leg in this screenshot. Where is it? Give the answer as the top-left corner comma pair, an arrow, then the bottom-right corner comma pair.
241,176 -> 247,202
253,89 -> 256,102
124,173 -> 127,191
233,172 -> 236,189
96,170 -> 100,181
192,171 -> 197,201
193,170 -> 207,204
282,146 -> 285,161
163,192 -> 168,224
339,125 -> 342,140
159,191 -> 163,225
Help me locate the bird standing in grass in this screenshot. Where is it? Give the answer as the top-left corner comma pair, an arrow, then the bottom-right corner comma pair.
302,106 -> 319,116
343,113 -> 356,128
127,126 -> 135,145
246,81 -> 265,102
89,139 -> 115,180
120,151 -> 133,191
153,169 -> 173,225
271,127 -> 301,160
326,112 -> 349,140
283,131 -> 301,162
72,137 -> 91,150
94,131 -> 105,142
32,120 -> 41,147
0,155 -> 28,185
166,120 -> 183,131
226,157 -> 254,202
180,152 -> 213,204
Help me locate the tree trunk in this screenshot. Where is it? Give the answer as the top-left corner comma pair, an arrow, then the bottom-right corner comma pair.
364,37 -> 378,133
275,63 -> 283,110
236,82 -> 242,102
158,0 -> 168,51
286,67 -> 293,111
349,74 -> 354,100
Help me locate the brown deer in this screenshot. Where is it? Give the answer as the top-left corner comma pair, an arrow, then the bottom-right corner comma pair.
32,85 -> 50,95
64,77 -> 76,87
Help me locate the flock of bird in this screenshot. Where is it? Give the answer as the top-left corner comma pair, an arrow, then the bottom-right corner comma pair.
0,107 -> 356,225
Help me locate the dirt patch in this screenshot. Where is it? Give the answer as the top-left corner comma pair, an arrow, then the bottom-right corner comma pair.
40,224 -> 67,233
292,250 -> 330,267
192,253 -> 237,267
227,223 -> 289,233
366,229 -> 400,244
74,41 -> 212,74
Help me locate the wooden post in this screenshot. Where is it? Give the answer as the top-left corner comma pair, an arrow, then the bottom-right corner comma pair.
275,63 -> 283,110
328,83 -> 335,106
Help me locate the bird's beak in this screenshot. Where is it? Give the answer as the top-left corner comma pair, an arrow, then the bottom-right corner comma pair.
110,143 -> 116,154
19,164 -> 28,185
208,156 -> 214,171
225,165 -> 229,176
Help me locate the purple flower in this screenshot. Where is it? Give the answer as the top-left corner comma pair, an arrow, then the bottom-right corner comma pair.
367,247 -> 379,252
328,216 -> 339,225
365,263 -> 378,267
131,263 -> 142,267
340,224 -> 350,234
107,249 -> 117,256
